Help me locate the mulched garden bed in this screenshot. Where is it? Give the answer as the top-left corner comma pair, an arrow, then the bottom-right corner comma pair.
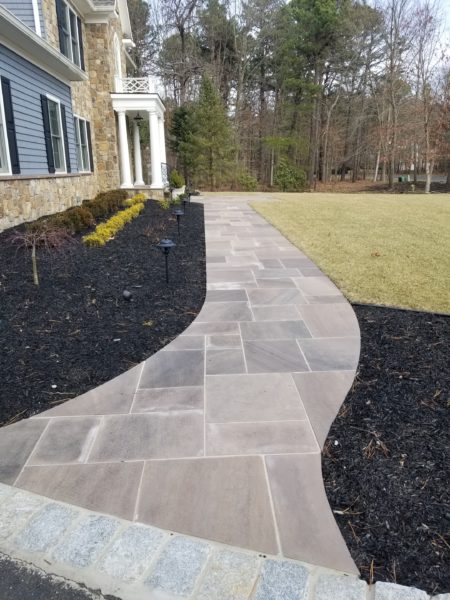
323,305 -> 450,595
0,200 -> 206,426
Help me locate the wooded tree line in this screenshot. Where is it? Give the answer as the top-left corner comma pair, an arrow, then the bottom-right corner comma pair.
129,0 -> 450,191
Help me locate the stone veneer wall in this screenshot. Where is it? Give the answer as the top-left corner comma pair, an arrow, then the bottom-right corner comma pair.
40,0 -> 59,49
0,175 -> 95,231
82,17 -> 124,192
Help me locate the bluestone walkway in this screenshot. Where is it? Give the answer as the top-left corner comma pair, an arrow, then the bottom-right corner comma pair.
0,194 -> 360,576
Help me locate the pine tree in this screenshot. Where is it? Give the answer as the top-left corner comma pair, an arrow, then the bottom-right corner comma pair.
169,106 -> 196,183
191,76 -> 235,189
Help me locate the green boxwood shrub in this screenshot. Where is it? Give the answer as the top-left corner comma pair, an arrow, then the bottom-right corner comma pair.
48,206 -> 95,233
83,190 -> 129,218
169,169 -> 185,189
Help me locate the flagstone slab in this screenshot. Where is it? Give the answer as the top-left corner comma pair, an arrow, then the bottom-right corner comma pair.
0,419 -> 49,485
265,453 -> 358,574
136,456 -> 278,554
28,416 -> 101,465
240,320 -> 311,341
205,373 -> 306,423
16,462 -> 143,520
205,420 -> 319,456
298,338 -> 360,371
132,386 -> 204,413
88,412 -> 204,461
292,371 -> 355,447
34,363 -> 143,418
243,339 -> 310,373
139,349 -> 204,388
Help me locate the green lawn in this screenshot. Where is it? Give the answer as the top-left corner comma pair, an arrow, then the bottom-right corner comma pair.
252,193 -> 450,313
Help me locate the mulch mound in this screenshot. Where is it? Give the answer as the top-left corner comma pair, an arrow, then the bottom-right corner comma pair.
323,305 -> 450,595
0,200 -> 206,426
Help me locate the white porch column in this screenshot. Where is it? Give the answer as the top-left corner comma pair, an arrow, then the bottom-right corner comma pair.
133,121 -> 144,186
158,115 -> 167,165
149,109 -> 162,188
117,110 -> 132,188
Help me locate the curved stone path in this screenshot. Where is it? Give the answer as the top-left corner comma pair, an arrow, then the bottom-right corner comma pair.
0,194 -> 360,576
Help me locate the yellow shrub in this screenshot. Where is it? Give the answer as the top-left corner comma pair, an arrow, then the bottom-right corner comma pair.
123,192 -> 147,207
83,203 -> 144,247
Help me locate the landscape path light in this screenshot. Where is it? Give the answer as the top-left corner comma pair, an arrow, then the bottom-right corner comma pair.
156,238 -> 176,284
172,207 -> 185,236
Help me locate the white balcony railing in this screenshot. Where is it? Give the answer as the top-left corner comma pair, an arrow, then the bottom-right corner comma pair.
114,76 -> 163,95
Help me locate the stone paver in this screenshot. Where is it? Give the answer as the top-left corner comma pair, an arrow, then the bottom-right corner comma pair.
14,503 -> 77,553
0,490 -> 45,541
53,515 -> 119,568
196,549 -> 260,599
253,559 -> 310,600
145,536 -> 210,596
0,194 -> 361,576
374,581 -> 430,599
98,523 -> 165,582
315,573 -> 367,600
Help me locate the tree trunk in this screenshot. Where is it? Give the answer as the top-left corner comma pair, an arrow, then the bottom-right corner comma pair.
31,243 -> 39,286
308,63 -> 322,188
374,148 -> 381,182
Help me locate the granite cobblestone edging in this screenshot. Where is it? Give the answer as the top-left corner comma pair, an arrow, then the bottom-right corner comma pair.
0,483 -> 446,600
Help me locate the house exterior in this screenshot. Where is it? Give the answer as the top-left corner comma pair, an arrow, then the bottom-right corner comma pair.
0,0 -> 167,232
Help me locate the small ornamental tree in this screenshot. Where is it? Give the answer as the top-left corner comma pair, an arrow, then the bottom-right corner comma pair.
191,75 -> 235,189
8,223 -> 75,286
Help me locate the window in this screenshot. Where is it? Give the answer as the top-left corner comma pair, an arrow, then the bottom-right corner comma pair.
0,88 -> 10,174
47,98 -> 66,172
59,2 -> 71,58
57,1 -> 82,68
74,117 -> 91,172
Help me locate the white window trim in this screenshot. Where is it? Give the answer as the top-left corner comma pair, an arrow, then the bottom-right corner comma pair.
61,1 -> 81,68
46,93 -> 66,174
0,81 -> 12,176
31,0 -> 42,37
73,114 -> 91,172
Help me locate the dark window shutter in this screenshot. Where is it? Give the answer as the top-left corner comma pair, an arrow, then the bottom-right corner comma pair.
1,77 -> 20,175
86,120 -> 94,172
60,105 -> 71,173
40,95 -> 55,174
55,0 -> 65,53
77,17 -> 85,71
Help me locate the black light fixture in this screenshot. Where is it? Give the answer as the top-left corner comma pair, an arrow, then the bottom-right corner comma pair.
172,207 -> 184,235
156,238 -> 176,283
133,112 -> 144,126
181,193 -> 189,212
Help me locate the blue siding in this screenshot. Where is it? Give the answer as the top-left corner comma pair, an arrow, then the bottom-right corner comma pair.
0,43 -> 78,174
2,0 -> 35,31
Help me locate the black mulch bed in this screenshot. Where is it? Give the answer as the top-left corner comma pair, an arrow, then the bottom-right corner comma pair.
323,305 -> 450,595
0,201 -> 206,426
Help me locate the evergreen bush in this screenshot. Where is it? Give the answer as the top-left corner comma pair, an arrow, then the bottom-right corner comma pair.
236,171 -> 258,191
274,159 -> 307,192
169,169 -> 185,189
